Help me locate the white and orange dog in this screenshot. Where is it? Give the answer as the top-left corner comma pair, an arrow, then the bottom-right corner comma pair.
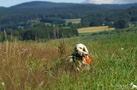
67,43 -> 91,71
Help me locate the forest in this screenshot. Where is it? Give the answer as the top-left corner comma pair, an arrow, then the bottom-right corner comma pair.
0,1 -> 137,41
81,6 -> 137,27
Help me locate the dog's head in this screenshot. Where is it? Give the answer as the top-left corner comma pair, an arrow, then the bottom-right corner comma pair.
74,43 -> 88,56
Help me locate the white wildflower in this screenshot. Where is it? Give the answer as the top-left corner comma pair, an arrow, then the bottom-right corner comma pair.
130,82 -> 137,89
1,82 -> 5,86
121,48 -> 124,50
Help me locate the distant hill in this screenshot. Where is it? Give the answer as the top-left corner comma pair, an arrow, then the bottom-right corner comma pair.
10,1 -> 75,8
0,2 -> 109,27
1,1 -> 137,29
10,1 -> 137,9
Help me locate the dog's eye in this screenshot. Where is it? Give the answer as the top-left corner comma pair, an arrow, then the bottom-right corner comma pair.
79,47 -> 82,49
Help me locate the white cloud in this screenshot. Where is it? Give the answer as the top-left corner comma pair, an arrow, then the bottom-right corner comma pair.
85,0 -> 137,4
85,0 -> 114,4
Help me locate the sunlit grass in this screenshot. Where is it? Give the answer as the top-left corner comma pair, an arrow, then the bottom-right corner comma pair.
77,26 -> 115,33
0,31 -> 137,90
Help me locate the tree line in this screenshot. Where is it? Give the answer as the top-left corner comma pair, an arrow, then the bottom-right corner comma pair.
0,23 -> 78,41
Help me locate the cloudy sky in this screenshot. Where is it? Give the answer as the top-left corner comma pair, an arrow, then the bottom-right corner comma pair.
0,0 -> 137,7
85,0 -> 137,4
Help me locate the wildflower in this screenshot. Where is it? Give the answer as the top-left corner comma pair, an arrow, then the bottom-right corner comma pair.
130,82 -> 137,89
1,82 -> 5,86
121,48 -> 124,50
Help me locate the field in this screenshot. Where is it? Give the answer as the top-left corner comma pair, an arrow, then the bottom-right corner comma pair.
0,29 -> 137,90
65,19 -> 81,24
77,26 -> 115,33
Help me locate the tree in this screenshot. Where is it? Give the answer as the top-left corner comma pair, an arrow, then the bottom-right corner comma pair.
23,30 -> 35,40
114,19 -> 128,29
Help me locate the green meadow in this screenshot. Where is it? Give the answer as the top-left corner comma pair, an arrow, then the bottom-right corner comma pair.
0,28 -> 137,90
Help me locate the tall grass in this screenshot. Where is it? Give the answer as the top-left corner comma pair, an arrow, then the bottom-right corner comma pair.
0,31 -> 137,90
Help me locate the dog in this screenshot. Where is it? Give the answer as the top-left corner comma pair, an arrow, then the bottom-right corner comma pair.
66,43 -> 91,71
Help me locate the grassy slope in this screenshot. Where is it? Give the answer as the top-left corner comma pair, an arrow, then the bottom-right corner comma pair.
0,30 -> 137,89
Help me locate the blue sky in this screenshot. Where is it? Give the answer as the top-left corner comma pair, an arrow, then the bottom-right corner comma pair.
1,0 -> 137,7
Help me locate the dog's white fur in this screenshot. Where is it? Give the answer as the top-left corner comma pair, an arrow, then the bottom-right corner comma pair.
74,43 -> 88,55
66,43 -> 90,71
